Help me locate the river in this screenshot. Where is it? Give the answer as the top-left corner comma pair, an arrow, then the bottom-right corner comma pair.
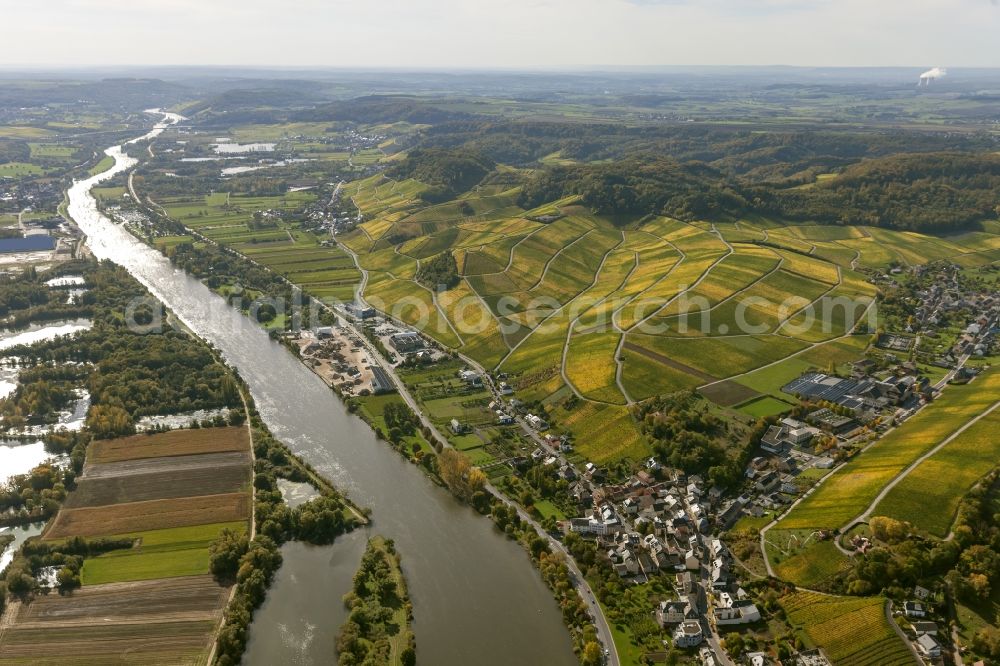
66,112 -> 576,665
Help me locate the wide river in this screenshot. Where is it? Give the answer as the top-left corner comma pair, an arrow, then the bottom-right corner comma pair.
66,114 -> 576,665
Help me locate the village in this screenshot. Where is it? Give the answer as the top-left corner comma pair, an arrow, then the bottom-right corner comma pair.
276,255 -> 999,665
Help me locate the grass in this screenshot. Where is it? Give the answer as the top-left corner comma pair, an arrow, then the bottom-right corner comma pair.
565,330 -> 626,404
767,531 -> 850,588
736,395 -> 795,418
355,393 -> 434,456
81,522 -> 246,585
87,155 -> 115,176
552,400 -> 647,463
0,161 -> 48,177
777,367 -> 1000,531
780,591 -> 913,666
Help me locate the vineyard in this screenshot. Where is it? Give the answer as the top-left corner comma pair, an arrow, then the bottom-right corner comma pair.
780,592 -> 914,666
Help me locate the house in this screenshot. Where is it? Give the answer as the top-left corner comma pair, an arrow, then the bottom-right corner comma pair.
657,599 -> 699,626
916,633 -> 941,659
713,599 -> 761,626
911,621 -> 938,636
459,369 -> 482,386
903,601 -> 927,618
673,620 -> 703,648
746,653 -> 770,666
913,585 -> 931,600
449,419 -> 467,435
525,413 -> 549,431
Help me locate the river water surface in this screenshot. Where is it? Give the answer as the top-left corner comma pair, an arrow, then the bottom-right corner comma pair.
66,113 -> 576,666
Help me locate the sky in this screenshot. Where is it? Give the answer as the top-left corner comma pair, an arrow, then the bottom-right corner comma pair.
3,0 -> 999,69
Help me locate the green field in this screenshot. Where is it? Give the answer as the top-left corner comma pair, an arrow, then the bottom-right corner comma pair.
81,521 -> 247,585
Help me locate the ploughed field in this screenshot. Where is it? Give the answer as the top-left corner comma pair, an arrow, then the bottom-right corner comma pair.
0,427 -> 252,666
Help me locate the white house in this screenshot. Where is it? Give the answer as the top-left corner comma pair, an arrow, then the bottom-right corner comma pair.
673,620 -> 703,648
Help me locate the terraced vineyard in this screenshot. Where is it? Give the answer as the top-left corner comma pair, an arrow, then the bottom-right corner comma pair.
780,592 -> 914,666
339,174 -> 1000,463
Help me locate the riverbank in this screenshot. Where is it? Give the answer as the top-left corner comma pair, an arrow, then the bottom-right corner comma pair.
65,110 -> 578,666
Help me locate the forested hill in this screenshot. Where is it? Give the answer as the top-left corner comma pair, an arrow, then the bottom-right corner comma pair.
517,157 -> 748,221
760,152 -> 1000,230
386,148 -> 495,203
516,152 -> 1000,232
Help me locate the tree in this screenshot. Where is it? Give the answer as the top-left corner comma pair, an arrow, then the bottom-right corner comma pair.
581,641 -> 603,666
209,528 -> 250,581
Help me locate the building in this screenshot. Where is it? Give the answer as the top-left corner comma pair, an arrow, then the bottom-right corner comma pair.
0,235 -> 56,253
344,302 -> 376,320
370,366 -> 396,395
792,649 -> 832,666
911,621 -> 938,636
390,331 -> 423,352
459,369 -> 482,386
449,419 -> 467,435
656,599 -> 698,627
525,413 -> 549,431
673,620 -> 703,648
903,601 -> 927,618
916,633 -> 941,659
713,599 -> 761,626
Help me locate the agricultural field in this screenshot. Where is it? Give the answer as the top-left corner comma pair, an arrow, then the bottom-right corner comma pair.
332,168 -> 1000,466
88,427 -> 250,464
775,368 -> 1000,531
0,424 -> 254,665
872,403 -> 1000,537
780,591 -> 914,666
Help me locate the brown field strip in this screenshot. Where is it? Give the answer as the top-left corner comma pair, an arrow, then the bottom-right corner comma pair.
9,575 -> 229,628
699,380 -> 760,407
622,340 -> 718,383
44,493 -> 251,540
65,462 -> 250,509
0,620 -> 215,665
81,451 -> 250,481
87,427 -> 249,465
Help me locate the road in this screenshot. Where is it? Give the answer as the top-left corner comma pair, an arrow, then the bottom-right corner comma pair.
336,237 -> 622,666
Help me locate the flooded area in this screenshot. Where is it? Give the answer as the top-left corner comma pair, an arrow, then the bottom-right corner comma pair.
276,478 -> 320,509
0,440 -> 53,485
135,408 -> 230,432
0,522 -> 46,575
213,142 -> 275,154
0,319 -> 92,351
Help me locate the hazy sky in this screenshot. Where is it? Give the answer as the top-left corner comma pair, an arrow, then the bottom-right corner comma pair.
3,0 -> 998,69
